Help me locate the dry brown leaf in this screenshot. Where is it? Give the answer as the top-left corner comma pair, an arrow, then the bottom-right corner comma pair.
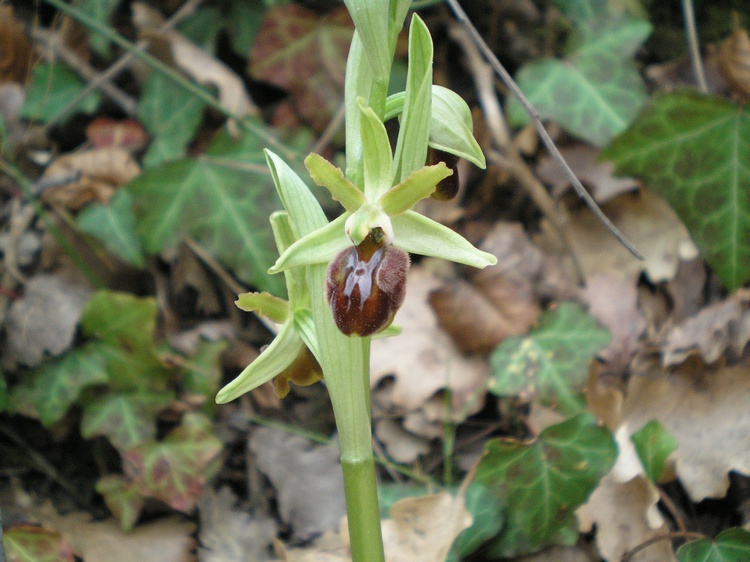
374,418 -> 430,464
537,145 -> 638,203
249,426 -> 346,541
537,190 -> 697,283
41,147 -> 140,210
276,529 -> 349,562
86,118 -> 149,151
666,258 -> 707,323
622,363 -> 750,501
0,6 -> 33,84
662,290 -> 750,366
31,502 -> 195,562
381,491 -> 472,562
580,273 -> 646,375
170,245 -> 222,315
370,267 -> 489,425
719,26 -> 750,98
2,274 -> 93,369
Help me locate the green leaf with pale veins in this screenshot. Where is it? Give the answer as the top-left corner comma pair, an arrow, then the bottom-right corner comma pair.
678,528 -> 750,562
489,302 -> 610,415
77,190 -> 146,268
603,91 -> 750,290
76,0 -> 119,57
3,524 -> 74,562
507,9 -> 651,146
137,71 -> 206,168
475,413 -> 617,558
448,482 -> 504,560
125,127 -> 283,294
21,63 -> 101,123
96,476 -> 144,532
631,419 -> 678,483
81,391 -> 174,452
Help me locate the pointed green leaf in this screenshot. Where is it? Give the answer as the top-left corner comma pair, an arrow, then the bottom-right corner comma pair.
677,528 -> 750,562
21,63 -> 101,123
127,128 -> 282,294
393,14 -> 433,182
391,210 -> 497,268
344,33 -> 371,187
359,99 -> 394,201
96,475 -> 143,532
216,321 -> 303,403
379,163 -> 450,215
305,153 -> 366,212
270,213 -> 350,273
77,190 -> 146,268
180,339 -> 229,404
475,413 -> 617,558
507,16 -> 651,146
81,391 -> 174,451
449,482 -> 505,559
603,91 -> 750,290
137,71 -> 205,167
489,302 -> 610,415
235,291 -> 289,323
631,419 -> 678,483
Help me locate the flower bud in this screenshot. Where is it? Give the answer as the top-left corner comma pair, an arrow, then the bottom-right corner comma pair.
427,147 -> 460,201
325,231 -> 409,336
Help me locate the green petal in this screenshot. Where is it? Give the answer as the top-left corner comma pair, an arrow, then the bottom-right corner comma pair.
292,309 -> 320,364
235,292 -> 289,324
430,86 -> 486,168
216,321 -> 302,403
269,214 -> 350,273
379,163 -> 451,215
358,99 -> 394,201
305,153 -> 365,213
392,210 -> 497,268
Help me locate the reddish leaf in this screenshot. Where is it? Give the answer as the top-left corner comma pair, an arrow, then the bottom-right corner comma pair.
86,118 -> 148,150
3,524 -> 75,562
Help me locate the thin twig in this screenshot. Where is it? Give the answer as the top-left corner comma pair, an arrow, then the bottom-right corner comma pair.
620,531 -> 705,561
445,0 -> 644,261
682,0 -> 708,93
658,486 -> 688,533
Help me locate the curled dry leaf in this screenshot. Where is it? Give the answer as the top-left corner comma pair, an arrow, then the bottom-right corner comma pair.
662,290 -> 750,366
41,147 -> 140,210
0,6 -> 33,84
719,26 -> 750,99
374,418 -> 430,464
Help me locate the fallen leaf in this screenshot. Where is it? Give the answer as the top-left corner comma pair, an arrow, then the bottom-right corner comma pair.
374,418 -> 430,464
3,523 -> 75,562
719,26 -> 750,99
537,145 -> 638,203
86,118 -> 149,151
0,6 -> 33,84
198,487 -> 277,562
276,529 -> 349,562
2,274 -> 93,369
381,491 -> 472,562
370,267 -> 489,431
666,257 -> 707,323
662,290 -> 750,366
622,363 -> 750,501
41,147 -> 140,210
249,426 -> 346,541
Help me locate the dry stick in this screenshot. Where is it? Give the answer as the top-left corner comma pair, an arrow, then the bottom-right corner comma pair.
682,0 -> 708,94
658,486 -> 688,534
445,0 -> 644,261
449,25 -> 586,284
620,531 -> 705,561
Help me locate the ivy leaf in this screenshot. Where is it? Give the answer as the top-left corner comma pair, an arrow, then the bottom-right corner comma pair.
603,91 -> 750,290
124,412 -> 222,513
137,71 -> 206,168
81,391 -> 174,452
489,302 -> 610,415
224,0 -> 266,55
96,475 -> 144,532
77,0 -> 118,57
3,524 -> 74,562
677,528 -> 750,562
475,413 -> 617,558
447,482 -> 504,560
631,419 -> 678,483
21,63 -> 101,123
77,190 -> 146,268
507,7 -> 651,146
125,128 -> 283,294
180,339 -> 229,398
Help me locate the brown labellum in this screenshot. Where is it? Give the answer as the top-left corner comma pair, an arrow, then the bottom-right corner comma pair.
325,231 -> 409,336
427,147 -> 460,201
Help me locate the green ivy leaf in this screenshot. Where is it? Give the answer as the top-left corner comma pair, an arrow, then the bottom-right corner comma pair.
81,391 -> 174,452
77,0 -> 119,57
475,413 -> 617,558
137,71 -> 206,168
125,128 -> 283,294
507,10 -> 651,146
225,0 -> 266,55
180,339 -> 229,398
77,190 -> 146,268
489,302 -> 610,415
124,412 -> 222,513
677,528 -> 750,562
21,63 -> 101,123
631,419 -> 678,483
448,482 -> 504,560
3,524 -> 74,562
603,91 -> 750,290
96,475 -> 144,532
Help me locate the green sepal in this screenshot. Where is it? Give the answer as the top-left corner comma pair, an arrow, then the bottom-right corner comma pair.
305,153 -> 365,212
358,99 -> 395,201
270,211 -> 308,307
215,321 -> 302,403
292,308 -> 321,365
392,210 -> 497,268
270,213 -> 350,273
373,323 -> 401,339
345,203 -> 393,246
392,14 -> 433,183
379,163 -> 451,215
235,292 -> 289,324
